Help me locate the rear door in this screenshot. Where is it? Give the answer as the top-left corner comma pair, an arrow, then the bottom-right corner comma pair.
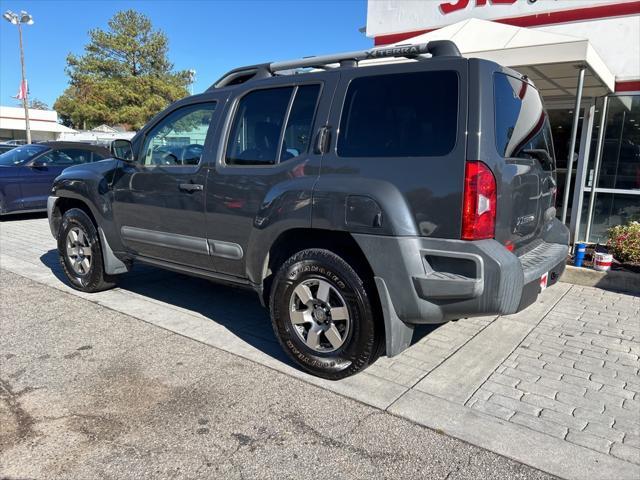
493,72 -> 556,249
205,74 -> 335,279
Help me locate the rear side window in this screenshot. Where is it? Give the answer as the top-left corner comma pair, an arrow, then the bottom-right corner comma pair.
281,85 -> 321,160
226,85 -> 321,166
494,73 -> 555,169
337,71 -> 459,157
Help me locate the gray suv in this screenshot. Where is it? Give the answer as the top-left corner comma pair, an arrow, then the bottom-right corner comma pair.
48,41 -> 569,379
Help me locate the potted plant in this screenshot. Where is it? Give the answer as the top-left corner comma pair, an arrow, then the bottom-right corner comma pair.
607,221 -> 640,273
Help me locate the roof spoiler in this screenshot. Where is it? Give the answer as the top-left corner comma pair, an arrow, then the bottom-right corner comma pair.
210,40 -> 461,90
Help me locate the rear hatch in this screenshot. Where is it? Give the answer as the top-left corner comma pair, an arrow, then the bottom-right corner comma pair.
492,72 -> 557,253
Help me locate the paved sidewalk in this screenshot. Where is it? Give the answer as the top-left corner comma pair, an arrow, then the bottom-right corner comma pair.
1,215 -> 639,479
467,287 -> 640,462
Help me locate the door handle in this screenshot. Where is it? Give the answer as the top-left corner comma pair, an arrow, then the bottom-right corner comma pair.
314,126 -> 332,154
179,183 -> 204,192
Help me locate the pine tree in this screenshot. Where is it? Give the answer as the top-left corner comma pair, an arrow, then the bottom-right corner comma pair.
54,10 -> 190,130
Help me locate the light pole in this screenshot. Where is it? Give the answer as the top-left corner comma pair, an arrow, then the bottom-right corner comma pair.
188,69 -> 196,95
3,10 -> 34,144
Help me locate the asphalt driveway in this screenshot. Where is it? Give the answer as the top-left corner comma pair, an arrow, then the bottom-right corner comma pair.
0,270 -> 553,480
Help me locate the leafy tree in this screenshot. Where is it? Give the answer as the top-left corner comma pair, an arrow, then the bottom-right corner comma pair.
22,98 -> 50,110
54,10 -> 190,130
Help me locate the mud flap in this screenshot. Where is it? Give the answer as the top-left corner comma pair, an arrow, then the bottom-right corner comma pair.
98,227 -> 129,275
374,277 -> 414,357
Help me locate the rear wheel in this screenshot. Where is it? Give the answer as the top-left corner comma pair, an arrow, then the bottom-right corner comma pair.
58,208 -> 115,292
269,248 -> 383,379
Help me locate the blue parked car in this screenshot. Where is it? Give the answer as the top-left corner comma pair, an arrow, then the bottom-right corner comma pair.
0,142 -> 112,215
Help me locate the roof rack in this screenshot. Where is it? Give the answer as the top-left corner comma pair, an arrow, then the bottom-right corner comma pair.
209,40 -> 461,90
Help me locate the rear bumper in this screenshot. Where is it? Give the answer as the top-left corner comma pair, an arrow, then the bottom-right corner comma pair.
353,219 -> 569,355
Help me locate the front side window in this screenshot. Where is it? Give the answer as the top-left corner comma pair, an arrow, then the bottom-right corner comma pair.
494,73 -> 555,170
47,150 -> 75,166
337,71 -> 459,157
226,85 -> 321,166
0,144 -> 48,166
141,102 -> 217,166
56,148 -> 105,165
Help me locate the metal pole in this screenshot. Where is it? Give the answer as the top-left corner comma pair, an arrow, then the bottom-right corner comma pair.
560,66 -> 586,224
18,21 -> 31,144
569,100 -> 595,244
584,95 -> 609,242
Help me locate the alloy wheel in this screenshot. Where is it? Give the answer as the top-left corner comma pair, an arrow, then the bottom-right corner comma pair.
66,227 -> 92,275
288,278 -> 351,353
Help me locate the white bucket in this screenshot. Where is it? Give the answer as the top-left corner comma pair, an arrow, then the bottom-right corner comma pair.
593,252 -> 613,272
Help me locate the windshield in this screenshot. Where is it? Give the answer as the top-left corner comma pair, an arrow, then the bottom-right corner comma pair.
0,145 -> 49,166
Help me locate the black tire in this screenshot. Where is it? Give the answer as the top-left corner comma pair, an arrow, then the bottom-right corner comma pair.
57,208 -> 116,292
269,248 -> 383,380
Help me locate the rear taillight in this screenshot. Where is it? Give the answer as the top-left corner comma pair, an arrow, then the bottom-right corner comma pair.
461,161 -> 496,240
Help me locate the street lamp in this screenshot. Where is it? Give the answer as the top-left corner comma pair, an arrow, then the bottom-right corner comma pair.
188,69 -> 196,95
3,10 -> 34,144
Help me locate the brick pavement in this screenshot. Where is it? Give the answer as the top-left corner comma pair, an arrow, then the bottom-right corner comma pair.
467,286 -> 640,464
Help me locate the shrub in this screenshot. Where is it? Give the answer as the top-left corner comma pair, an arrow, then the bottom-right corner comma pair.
607,221 -> 640,264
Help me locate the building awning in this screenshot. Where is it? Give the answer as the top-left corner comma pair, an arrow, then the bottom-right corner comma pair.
0,117 -> 76,134
393,18 -> 616,99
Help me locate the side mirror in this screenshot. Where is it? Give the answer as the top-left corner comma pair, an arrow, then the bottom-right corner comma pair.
30,157 -> 48,168
111,139 -> 134,161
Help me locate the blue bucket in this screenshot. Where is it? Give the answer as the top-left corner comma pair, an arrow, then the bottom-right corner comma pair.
574,242 -> 587,267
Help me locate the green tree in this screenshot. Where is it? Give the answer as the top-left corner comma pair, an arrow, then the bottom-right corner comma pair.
54,10 -> 190,130
23,98 -> 50,110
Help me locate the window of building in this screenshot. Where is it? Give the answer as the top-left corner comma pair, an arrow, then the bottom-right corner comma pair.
580,94 -> 640,243
580,192 -> 640,244
226,85 -> 321,166
596,95 -> 640,191
141,102 -> 216,166
337,71 -> 458,158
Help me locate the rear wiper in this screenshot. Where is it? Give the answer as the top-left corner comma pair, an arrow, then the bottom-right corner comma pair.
523,149 -> 554,170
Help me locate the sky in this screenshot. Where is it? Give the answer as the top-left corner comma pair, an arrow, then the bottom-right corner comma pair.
0,0 -> 370,109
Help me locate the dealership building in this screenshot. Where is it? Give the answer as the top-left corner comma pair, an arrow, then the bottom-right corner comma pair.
0,106 -> 75,142
366,0 -> 640,244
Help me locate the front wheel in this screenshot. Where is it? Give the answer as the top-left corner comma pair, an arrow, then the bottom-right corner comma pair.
58,208 -> 116,292
269,248 -> 383,380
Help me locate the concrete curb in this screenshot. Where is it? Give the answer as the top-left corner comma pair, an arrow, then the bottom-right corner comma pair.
560,265 -> 640,294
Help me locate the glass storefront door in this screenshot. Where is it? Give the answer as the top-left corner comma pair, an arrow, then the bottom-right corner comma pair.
581,94 -> 640,243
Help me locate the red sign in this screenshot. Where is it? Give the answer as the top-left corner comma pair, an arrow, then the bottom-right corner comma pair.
440,0 -> 517,16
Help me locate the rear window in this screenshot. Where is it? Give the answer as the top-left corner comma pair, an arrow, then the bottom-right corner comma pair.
337,71 -> 458,157
494,72 -> 555,169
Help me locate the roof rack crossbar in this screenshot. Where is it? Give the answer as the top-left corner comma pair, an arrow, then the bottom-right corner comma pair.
209,40 -> 460,90
270,40 -> 460,72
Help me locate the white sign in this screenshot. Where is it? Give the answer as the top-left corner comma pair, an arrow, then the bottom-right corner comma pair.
367,0 -> 638,38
